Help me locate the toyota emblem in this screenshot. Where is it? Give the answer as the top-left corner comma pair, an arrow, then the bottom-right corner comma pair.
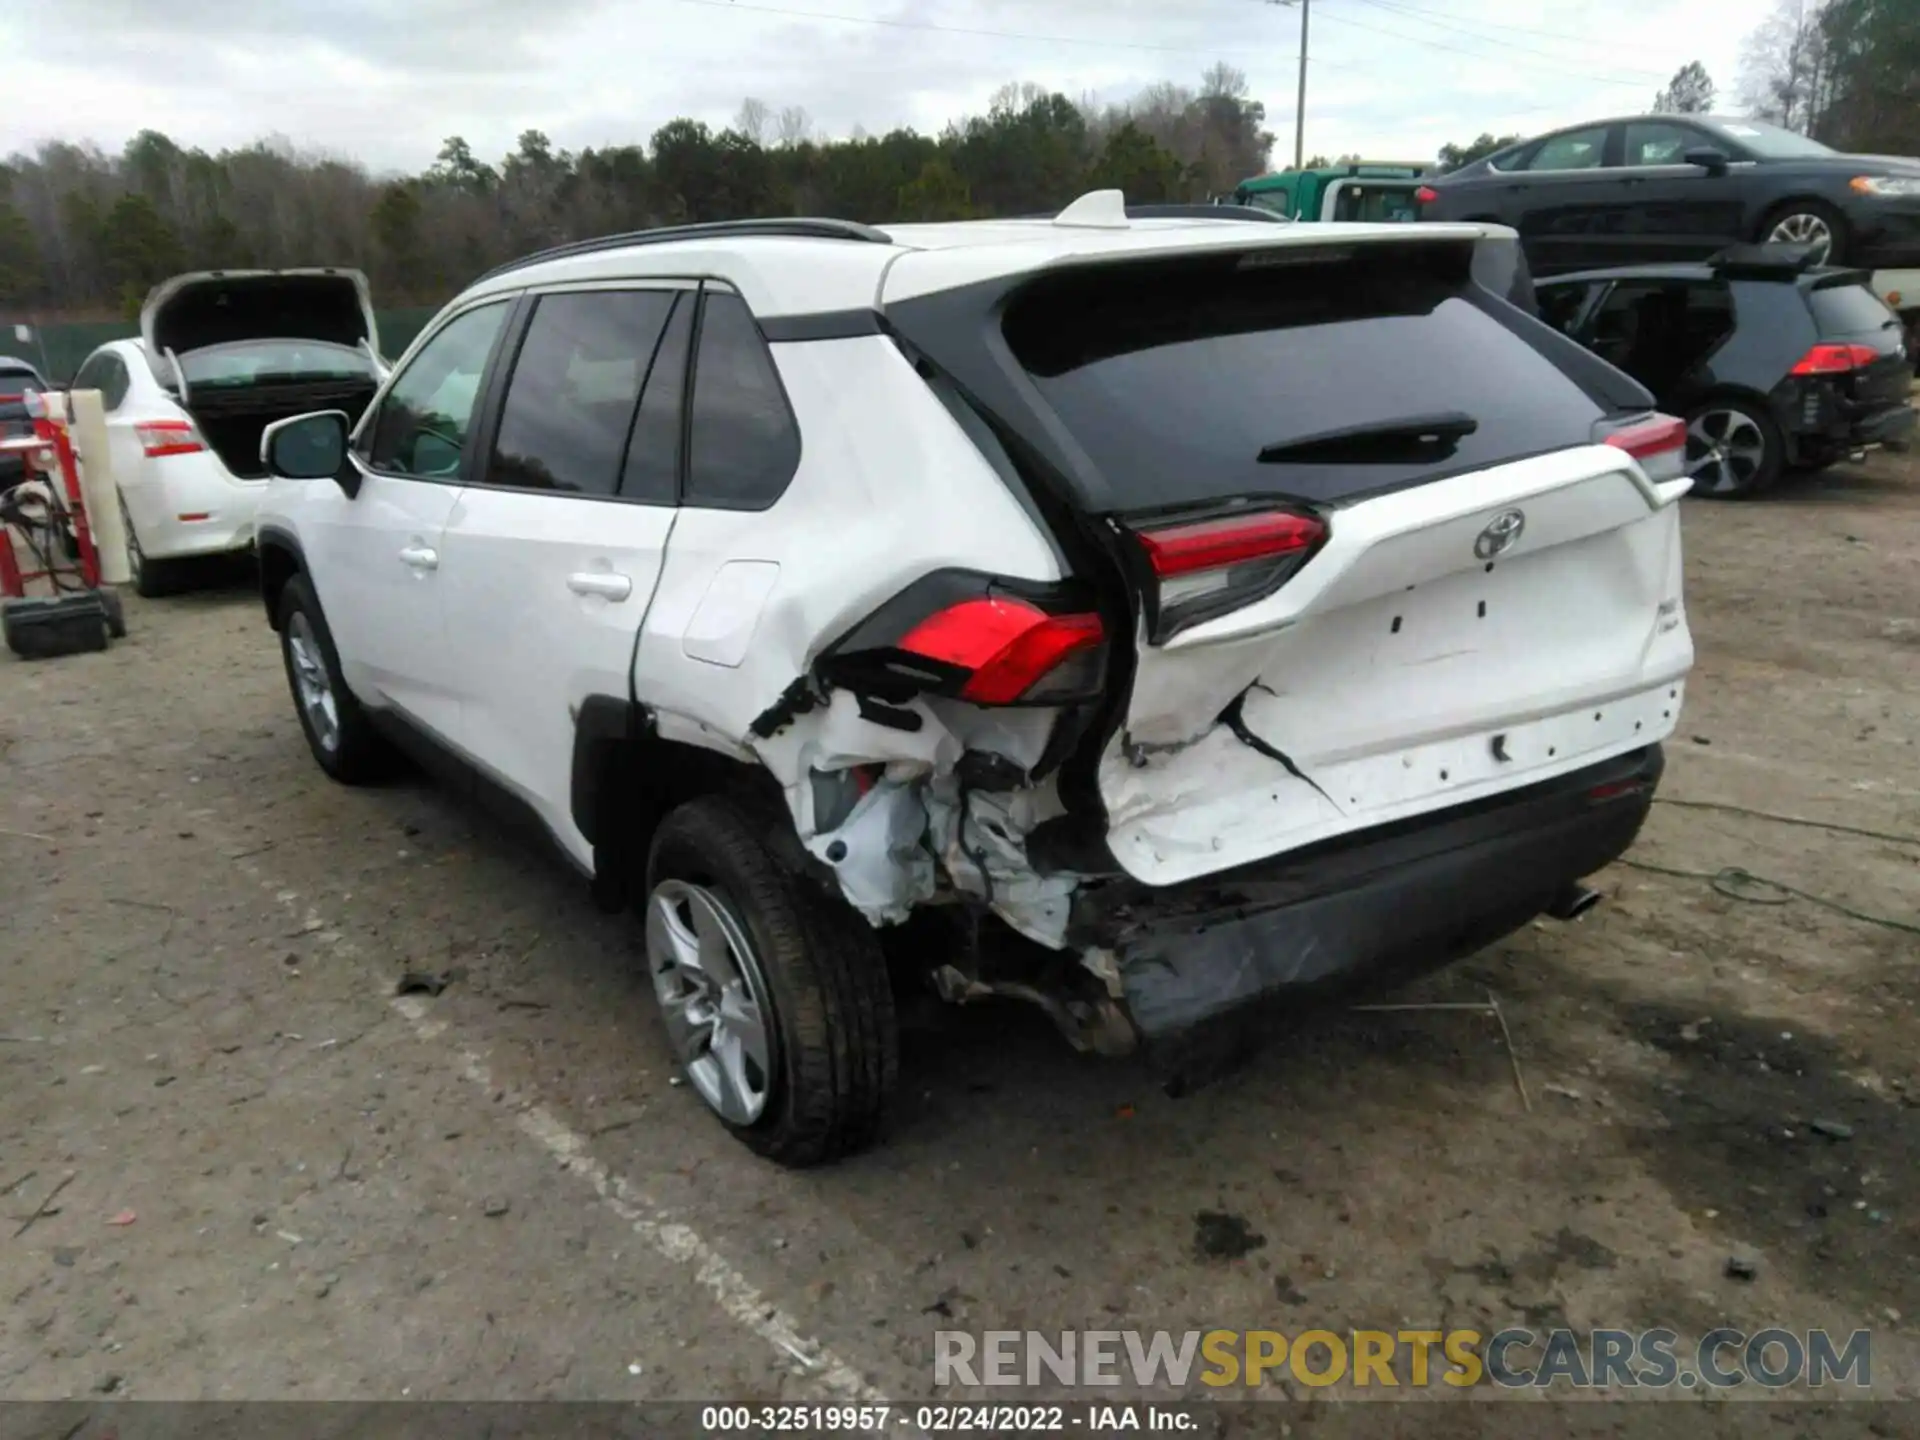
1474,509 -> 1526,561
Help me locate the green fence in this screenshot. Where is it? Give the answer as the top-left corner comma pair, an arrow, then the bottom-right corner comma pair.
0,306 -> 445,383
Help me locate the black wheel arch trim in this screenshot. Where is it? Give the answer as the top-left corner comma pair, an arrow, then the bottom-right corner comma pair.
257,523 -> 308,630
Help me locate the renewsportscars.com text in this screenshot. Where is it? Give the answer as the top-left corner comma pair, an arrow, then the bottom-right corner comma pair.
934,1327 -> 1873,1390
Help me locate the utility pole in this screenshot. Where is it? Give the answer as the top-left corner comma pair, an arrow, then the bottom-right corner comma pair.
1273,0 -> 1310,169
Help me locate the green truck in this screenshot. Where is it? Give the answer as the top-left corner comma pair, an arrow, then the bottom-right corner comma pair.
1230,162 -> 1429,224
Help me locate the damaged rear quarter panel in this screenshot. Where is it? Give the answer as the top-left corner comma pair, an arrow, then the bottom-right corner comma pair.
629,332 -> 1076,934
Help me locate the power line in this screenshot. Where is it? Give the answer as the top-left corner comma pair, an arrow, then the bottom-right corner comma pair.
655,0 -> 1365,69
1342,0 -> 1667,78
1307,5 -> 1665,87
1347,0 -> 1637,49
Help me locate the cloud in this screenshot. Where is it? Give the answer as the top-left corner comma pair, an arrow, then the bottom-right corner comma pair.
0,0 -> 1772,174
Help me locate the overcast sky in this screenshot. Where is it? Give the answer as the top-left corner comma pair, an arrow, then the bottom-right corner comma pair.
1,0 -> 1770,174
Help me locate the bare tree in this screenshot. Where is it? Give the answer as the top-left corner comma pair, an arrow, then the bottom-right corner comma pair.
734,98 -> 770,145
774,106 -> 812,148
1737,0 -> 1828,131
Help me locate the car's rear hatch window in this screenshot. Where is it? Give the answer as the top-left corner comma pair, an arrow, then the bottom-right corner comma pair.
1805,277 -> 1909,407
1001,241 -> 1608,514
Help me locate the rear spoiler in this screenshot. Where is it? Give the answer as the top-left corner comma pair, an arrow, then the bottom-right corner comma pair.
1709,242 -> 1823,279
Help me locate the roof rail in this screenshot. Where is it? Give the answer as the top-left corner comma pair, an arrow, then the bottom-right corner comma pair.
1125,203 -> 1286,223
472,217 -> 894,285
1010,202 -> 1287,223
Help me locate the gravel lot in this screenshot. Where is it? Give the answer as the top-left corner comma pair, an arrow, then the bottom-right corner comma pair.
3,450 -> 1918,1427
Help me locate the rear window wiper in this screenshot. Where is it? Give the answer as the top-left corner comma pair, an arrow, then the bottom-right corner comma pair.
1258,411 -> 1480,465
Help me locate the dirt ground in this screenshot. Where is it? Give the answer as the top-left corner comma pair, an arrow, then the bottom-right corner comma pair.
2,448 -> 1918,1429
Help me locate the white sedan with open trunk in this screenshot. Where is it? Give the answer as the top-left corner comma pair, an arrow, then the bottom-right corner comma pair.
71,269 -> 386,596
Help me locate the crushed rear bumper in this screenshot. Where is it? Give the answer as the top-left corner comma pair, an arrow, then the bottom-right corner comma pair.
1074,745 -> 1664,1084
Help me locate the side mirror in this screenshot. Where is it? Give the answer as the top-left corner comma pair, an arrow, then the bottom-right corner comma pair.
1684,146 -> 1730,174
262,410 -> 359,497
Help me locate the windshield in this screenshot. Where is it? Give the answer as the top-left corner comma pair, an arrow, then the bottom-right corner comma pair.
1708,118 -> 1836,159
179,339 -> 373,388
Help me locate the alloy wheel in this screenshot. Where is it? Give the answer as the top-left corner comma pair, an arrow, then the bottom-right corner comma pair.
1686,408 -> 1769,495
1766,211 -> 1833,264
645,879 -> 777,1125
285,611 -> 341,753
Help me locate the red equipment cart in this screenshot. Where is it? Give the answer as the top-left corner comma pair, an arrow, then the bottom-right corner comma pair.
1,389 -> 126,657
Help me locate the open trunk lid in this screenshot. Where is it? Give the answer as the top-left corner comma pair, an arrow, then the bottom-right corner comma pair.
883,227 -> 1693,887
141,269 -> 379,360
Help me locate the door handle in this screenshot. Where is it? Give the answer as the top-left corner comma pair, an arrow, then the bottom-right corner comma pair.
567,571 -> 633,601
399,544 -> 438,570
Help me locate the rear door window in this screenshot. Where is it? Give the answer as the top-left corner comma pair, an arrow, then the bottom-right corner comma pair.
1524,127 -> 1608,170
484,289 -> 676,497
1537,283 -> 1594,336
1003,243 -> 1607,512
684,290 -> 801,510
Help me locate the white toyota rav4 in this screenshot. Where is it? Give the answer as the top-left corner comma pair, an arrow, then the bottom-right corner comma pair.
254,193 -> 1695,1166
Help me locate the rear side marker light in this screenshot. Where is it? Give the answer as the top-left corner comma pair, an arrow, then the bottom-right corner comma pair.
136,419 -> 205,457
897,597 -> 1105,705
1588,779 -> 1648,803
1131,507 -> 1327,642
1603,414 -> 1686,484
1790,342 -> 1879,376
1415,185 -> 1439,205
176,512 -> 211,522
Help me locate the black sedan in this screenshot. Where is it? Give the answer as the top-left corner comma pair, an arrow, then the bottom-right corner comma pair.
1534,246 -> 1913,498
1416,114 -> 1920,274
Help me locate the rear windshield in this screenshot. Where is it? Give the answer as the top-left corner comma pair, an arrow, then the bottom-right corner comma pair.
1807,283 -> 1897,336
1004,242 -> 1605,512
180,339 -> 374,388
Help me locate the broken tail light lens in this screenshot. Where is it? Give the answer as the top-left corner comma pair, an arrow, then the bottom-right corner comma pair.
818,573 -> 1110,709
898,598 -> 1105,704
1789,342 -> 1880,376
1131,507 -> 1327,643
1602,413 -> 1687,484
135,419 -> 205,457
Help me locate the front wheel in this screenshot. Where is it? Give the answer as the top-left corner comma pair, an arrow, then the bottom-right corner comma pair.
1760,200 -> 1848,266
645,796 -> 898,1166
1685,398 -> 1783,499
275,572 -> 395,783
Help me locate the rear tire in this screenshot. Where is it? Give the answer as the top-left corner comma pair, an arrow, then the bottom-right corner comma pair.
99,587 -> 126,638
1684,397 -> 1783,499
645,796 -> 898,1166
275,572 -> 394,783
121,498 -> 188,599
1758,199 -> 1848,266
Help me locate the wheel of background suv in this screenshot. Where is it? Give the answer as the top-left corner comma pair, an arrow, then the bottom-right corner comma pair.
645,796 -> 898,1166
275,572 -> 394,783
1684,398 -> 1783,499
1760,199 -> 1847,266
120,496 -> 186,599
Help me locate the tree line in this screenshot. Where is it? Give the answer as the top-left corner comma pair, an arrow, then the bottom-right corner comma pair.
0,67 -> 1275,320
1737,0 -> 1916,153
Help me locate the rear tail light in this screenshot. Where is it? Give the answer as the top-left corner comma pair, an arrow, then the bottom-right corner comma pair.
136,419 -> 205,457
1602,413 -> 1687,485
816,575 -> 1109,710
1790,342 -> 1880,376
1414,185 -> 1439,205
1130,506 -> 1327,642
897,598 -> 1105,705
